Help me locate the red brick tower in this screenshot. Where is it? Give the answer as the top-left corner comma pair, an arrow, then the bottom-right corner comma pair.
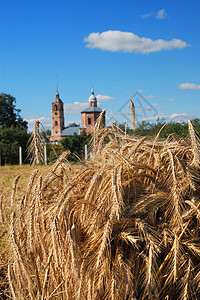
81,88 -> 105,135
50,88 -> 65,142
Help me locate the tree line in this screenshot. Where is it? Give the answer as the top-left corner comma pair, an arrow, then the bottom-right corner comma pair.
0,93 -> 91,164
0,93 -> 30,165
118,118 -> 200,140
134,119 -> 200,139
0,93 -> 199,165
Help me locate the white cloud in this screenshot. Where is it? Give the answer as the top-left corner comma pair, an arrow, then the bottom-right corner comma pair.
142,9 -> 167,20
64,96 -> 115,114
144,95 -> 155,99
26,116 -> 51,125
178,83 -> 200,90
141,13 -> 153,19
169,113 -> 195,119
96,94 -> 116,102
26,116 -> 52,131
140,112 -> 167,122
168,98 -> 175,102
152,103 -> 164,107
136,106 -> 151,111
125,89 -> 144,94
84,30 -> 189,54
64,102 -> 88,113
156,9 -> 167,19
136,111 -> 196,124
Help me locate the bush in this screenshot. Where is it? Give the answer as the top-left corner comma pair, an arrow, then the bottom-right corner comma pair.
61,131 -> 91,161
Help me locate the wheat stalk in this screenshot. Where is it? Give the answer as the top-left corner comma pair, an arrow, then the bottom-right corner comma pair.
8,117 -> 200,299
0,194 -> 4,224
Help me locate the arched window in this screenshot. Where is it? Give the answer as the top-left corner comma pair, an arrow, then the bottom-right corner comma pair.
55,121 -> 58,126
88,118 -> 91,125
54,105 -> 57,111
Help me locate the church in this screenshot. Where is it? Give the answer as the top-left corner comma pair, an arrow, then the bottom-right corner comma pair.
50,88 -> 105,142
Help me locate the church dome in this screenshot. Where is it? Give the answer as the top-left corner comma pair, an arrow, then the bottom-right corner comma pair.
88,88 -> 97,102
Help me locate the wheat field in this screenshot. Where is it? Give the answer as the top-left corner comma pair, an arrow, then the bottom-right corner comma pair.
4,117 -> 200,299
0,165 -> 52,298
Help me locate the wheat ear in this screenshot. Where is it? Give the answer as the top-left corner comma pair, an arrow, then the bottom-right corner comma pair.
130,100 -> 135,131
10,175 -> 20,207
188,119 -> 199,167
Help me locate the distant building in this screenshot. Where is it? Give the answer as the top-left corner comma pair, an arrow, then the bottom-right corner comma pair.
50,89 -> 65,142
50,87 -> 105,142
81,88 -> 105,135
61,126 -> 80,137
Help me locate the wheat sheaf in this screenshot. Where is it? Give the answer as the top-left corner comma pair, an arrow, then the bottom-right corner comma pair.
9,114 -> 200,299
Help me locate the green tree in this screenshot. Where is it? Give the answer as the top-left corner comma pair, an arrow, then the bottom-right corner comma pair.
0,93 -> 27,129
0,127 -> 30,164
191,118 -> 200,138
61,131 -> 91,161
45,144 -> 65,163
0,93 -> 29,164
134,120 -> 191,139
68,122 -> 79,127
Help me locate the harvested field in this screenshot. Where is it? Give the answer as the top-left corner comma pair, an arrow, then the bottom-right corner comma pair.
0,165 -> 52,203
7,119 -> 200,299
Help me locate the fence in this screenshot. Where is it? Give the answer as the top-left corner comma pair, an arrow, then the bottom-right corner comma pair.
0,145 -> 89,166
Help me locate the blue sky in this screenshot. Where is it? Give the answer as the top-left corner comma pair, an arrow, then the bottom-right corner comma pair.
1,0 -> 200,131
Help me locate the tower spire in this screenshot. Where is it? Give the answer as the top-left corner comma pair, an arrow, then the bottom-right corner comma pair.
88,87 -> 97,107
91,84 -> 94,95
50,85 -> 65,142
56,77 -> 59,96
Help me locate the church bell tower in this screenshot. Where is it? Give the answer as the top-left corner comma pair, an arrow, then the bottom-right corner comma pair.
50,87 -> 65,142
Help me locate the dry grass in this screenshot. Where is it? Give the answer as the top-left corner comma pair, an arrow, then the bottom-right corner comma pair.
0,165 -> 52,200
6,116 -> 200,299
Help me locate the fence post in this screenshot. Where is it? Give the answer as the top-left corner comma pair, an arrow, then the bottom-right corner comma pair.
19,146 -> 22,165
44,145 -> 47,165
85,144 -> 88,161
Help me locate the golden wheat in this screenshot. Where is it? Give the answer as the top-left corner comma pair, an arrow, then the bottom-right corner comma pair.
8,116 -> 200,299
